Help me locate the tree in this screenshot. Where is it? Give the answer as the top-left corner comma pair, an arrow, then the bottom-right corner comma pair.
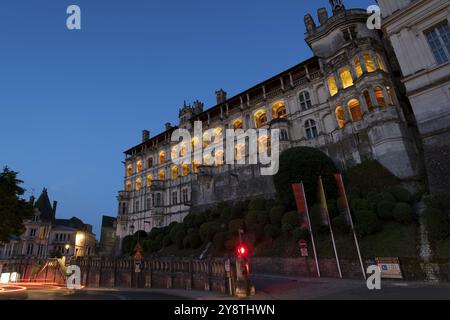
0,167 -> 34,242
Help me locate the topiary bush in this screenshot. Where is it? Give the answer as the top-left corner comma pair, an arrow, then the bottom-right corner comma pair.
162,234 -> 172,247
199,222 -> 221,242
426,208 -> 450,241
273,147 -> 338,207
281,211 -> 300,233
393,203 -> 414,224
169,223 -> 185,243
245,211 -> 260,230
212,232 -> 229,251
264,224 -> 281,239
332,214 -> 351,234
248,198 -> 267,211
346,160 -> 400,194
350,198 -> 369,212
355,210 -> 380,236
187,232 -> 202,249
292,227 -> 310,242
174,231 -> 186,249
387,186 -> 413,203
269,205 -> 285,226
377,200 -> 396,220
256,210 -> 270,225
228,219 -> 245,234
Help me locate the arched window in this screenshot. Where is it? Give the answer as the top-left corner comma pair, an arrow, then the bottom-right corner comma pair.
146,197 -> 152,210
363,90 -> 373,111
146,174 -> 153,187
126,164 -> 133,177
374,86 -> 386,107
340,67 -> 354,89
335,107 -> 346,128
171,146 -> 178,161
258,135 -> 270,154
299,91 -> 312,110
203,131 -> 212,148
327,75 -> 339,96
159,151 -> 166,164
235,144 -> 245,161
254,109 -> 268,128
203,154 -> 212,166
213,127 -> 223,143
135,178 -> 142,191
192,137 -> 200,150
353,56 -> 363,78
386,86 -> 395,105
364,52 -> 376,72
305,119 -> 318,140
232,119 -> 243,130
215,150 -> 224,166
180,143 -> 188,157
272,102 -> 287,119
280,129 -> 289,141
158,169 -> 165,181
192,159 -> 200,174
136,160 -> 143,173
375,53 -> 387,71
348,99 -> 363,121
126,181 -> 132,192
182,163 -> 189,176
147,157 -> 153,168
171,166 -> 179,180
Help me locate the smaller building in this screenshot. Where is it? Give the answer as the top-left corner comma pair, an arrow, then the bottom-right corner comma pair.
98,216 -> 117,257
48,217 -> 96,259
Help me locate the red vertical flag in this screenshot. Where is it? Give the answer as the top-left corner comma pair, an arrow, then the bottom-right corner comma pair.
291,183 -> 311,230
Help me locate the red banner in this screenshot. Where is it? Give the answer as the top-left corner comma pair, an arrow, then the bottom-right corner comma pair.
292,183 -> 310,230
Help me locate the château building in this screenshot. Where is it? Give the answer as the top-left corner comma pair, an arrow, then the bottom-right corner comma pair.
115,0 -> 423,246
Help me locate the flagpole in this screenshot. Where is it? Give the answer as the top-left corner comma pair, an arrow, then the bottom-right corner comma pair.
319,176 -> 342,279
336,174 -> 366,280
301,182 -> 321,278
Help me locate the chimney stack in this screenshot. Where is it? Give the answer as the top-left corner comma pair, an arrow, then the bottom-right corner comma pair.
52,201 -> 58,217
142,130 -> 150,143
165,122 -> 172,130
215,89 -> 227,105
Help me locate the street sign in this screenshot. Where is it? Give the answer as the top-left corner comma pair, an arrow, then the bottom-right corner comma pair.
376,257 -> 403,279
224,259 -> 231,273
134,260 -> 141,273
132,242 -> 143,261
299,240 -> 308,257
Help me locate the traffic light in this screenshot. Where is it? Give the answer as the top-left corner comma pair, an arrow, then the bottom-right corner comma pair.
236,244 -> 248,258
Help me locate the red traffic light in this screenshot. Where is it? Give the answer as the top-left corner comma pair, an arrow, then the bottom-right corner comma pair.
236,244 -> 248,258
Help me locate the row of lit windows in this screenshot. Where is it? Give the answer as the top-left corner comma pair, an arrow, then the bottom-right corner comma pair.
327,52 -> 387,97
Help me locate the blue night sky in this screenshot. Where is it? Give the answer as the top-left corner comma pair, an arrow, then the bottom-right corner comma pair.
0,0 -> 374,238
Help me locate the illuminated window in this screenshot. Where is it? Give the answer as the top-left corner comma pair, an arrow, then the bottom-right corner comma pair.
327,75 -> 338,96
192,137 -> 200,150
171,146 -> 178,161
305,119 -> 318,140
215,150 -> 224,166
159,151 -> 166,164
203,131 -> 212,148
336,107 -> 346,128
340,68 -> 354,89
158,169 -> 166,180
126,164 -> 133,177
299,91 -> 312,110
363,90 -> 373,111
203,154 -> 213,166
374,86 -> 386,107
147,157 -> 153,168
254,109 -> 268,128
386,86 -> 395,105
375,53 -> 387,71
364,52 -> 376,72
193,159 -> 200,173
348,99 -> 363,121
258,135 -> 271,154
171,166 -> 179,180
232,119 -> 243,130
182,163 -> 189,176
126,181 -> 132,192
136,160 -> 143,173
146,174 -> 153,187
235,144 -> 245,161
135,178 -> 142,191
271,102 -> 287,119
180,143 -> 188,157
213,127 -> 223,143
353,56 -> 363,78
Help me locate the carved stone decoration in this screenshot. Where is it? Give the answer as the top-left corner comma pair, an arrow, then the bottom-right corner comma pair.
317,8 -> 329,25
304,14 -> 316,33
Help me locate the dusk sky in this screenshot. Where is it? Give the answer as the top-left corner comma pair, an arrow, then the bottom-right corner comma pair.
0,0 -> 374,237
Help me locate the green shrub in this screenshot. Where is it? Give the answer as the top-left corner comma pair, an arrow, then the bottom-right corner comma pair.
256,210 -> 270,225
425,193 -> 450,211
377,200 -> 396,220
292,227 -> 310,242
230,201 -> 247,219
148,228 -> 164,240
381,192 -> 396,203
183,214 -> 196,228
350,199 -> 369,212
264,224 -> 281,239
269,205 -> 285,226
199,222 -> 221,242
426,208 -> 450,241
193,213 -> 207,227
225,239 -> 237,251
393,203 -> 414,224
273,147 -> 338,207
155,233 -> 165,244
162,235 -> 172,247
182,236 -> 190,249
169,223 -> 185,243
388,186 -> 413,203
245,211 -> 260,230
355,210 -> 380,236
332,214 -> 351,234
228,219 -> 245,234
248,198 -> 267,211
346,160 -> 400,194
220,207 -> 232,222
187,232 -> 202,249
174,231 -> 186,249
281,211 -> 300,232
212,232 -> 229,251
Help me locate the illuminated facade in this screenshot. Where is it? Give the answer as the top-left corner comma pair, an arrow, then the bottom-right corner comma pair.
115,1 -> 422,246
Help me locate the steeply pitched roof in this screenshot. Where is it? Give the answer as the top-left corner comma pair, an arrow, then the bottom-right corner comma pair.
101,216 -> 117,229
34,188 -> 55,224
55,217 -> 85,230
